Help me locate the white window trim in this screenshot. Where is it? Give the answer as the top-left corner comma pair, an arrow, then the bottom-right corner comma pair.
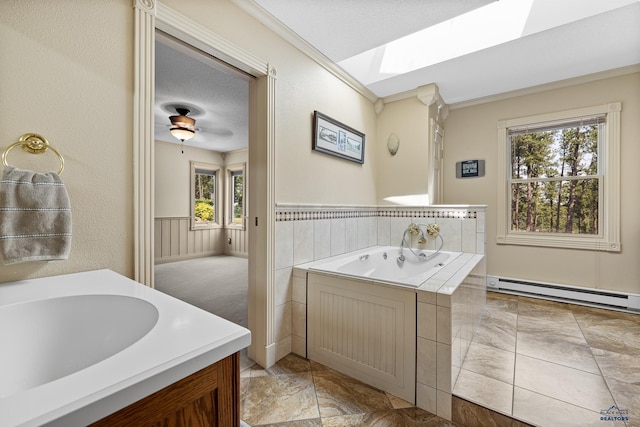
225,162 -> 246,230
496,102 -> 621,252
190,161 -> 223,230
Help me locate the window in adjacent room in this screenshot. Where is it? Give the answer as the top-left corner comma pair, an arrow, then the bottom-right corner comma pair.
496,102 -> 621,251
225,163 -> 245,229
191,161 -> 222,230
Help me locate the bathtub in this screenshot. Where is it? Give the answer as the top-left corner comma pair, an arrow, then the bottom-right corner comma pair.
309,246 -> 462,288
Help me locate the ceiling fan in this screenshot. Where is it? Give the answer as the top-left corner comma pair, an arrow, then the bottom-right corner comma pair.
169,107 -> 196,153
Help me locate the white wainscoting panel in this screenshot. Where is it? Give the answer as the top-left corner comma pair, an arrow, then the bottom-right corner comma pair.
307,272 -> 416,402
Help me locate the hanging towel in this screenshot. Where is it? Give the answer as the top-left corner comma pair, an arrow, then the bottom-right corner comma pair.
0,166 -> 72,264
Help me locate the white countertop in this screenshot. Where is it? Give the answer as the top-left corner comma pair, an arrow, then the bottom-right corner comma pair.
0,269 -> 251,427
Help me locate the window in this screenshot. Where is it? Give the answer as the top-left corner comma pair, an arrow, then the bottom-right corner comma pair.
190,161 -> 222,230
497,103 -> 621,251
225,163 -> 246,229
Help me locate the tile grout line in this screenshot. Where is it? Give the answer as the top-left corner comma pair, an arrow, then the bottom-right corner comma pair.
310,362 -> 323,424
570,305 -> 622,421
514,302 -> 625,419
511,296 -> 519,419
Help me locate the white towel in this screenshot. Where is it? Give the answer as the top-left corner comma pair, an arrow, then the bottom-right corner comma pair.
0,166 -> 72,264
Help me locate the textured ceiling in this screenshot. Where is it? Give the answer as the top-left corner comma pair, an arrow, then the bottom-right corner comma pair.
155,33 -> 250,152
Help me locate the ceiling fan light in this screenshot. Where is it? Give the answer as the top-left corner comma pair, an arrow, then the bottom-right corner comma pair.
170,127 -> 195,141
169,107 -> 196,142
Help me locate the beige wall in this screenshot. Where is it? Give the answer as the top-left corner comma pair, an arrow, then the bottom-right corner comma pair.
155,140 -> 224,217
444,72 -> 640,294
0,1 -> 134,282
2,0 -> 637,297
376,97 -> 431,204
160,0 -> 379,206
0,0 -> 377,283
154,141 -> 249,261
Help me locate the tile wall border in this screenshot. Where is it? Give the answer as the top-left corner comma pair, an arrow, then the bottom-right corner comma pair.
275,204 -> 481,222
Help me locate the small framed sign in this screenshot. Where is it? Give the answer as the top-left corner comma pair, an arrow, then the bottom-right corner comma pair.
456,160 -> 485,178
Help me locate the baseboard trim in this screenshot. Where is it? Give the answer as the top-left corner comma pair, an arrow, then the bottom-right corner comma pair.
487,275 -> 640,313
154,252 -> 221,264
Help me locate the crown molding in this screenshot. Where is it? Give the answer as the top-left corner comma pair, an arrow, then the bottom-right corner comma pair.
381,88 -> 419,104
231,0 -> 379,104
382,64 -> 640,109
449,64 -> 640,110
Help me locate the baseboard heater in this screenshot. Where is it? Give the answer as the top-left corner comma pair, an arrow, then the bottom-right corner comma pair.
487,275 -> 640,313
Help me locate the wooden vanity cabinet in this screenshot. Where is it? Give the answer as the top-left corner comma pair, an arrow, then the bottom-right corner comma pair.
91,352 -> 240,427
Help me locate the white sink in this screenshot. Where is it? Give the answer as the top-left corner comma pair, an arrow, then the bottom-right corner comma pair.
0,294 -> 159,398
0,269 -> 250,427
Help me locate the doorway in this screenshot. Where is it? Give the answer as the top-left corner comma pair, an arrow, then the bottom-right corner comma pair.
134,2 -> 277,368
153,31 -> 253,367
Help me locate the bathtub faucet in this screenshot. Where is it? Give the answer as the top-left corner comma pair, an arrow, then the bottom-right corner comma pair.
399,223 -> 426,262
399,222 -> 443,262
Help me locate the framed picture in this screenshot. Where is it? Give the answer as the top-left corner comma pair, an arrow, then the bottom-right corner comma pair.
312,111 -> 365,164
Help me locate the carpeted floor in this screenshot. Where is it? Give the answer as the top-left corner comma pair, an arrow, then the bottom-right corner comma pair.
154,255 -> 248,328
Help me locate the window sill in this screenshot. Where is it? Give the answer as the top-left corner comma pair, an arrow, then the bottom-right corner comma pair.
225,223 -> 245,231
190,223 -> 222,231
497,234 -> 620,252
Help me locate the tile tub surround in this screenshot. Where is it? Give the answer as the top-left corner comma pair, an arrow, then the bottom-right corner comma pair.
293,252 -> 486,420
275,204 -> 486,362
416,254 -> 486,420
275,205 -> 486,267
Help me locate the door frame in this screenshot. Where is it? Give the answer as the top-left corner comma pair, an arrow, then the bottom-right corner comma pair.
132,0 -> 276,367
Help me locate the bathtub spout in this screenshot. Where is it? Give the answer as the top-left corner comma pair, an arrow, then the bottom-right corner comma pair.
399,225 -> 426,261
399,228 -> 412,261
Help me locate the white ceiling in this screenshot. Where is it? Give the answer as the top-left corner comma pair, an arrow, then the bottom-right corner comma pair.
155,32 -> 250,152
253,0 -> 640,102
155,0 -> 640,152
253,0 -> 496,63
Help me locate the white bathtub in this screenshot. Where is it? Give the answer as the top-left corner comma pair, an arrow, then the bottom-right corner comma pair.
309,246 -> 462,288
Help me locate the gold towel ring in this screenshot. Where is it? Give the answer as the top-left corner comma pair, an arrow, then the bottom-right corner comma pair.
2,133 -> 65,175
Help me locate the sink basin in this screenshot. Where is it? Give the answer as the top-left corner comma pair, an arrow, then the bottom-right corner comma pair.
0,294 -> 159,398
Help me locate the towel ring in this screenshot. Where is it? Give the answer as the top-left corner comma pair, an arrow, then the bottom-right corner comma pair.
2,133 -> 65,175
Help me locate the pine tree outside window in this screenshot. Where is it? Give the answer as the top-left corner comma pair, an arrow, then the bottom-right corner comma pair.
497,103 -> 621,251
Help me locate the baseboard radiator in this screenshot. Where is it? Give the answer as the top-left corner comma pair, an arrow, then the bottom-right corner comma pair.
487,275 -> 640,313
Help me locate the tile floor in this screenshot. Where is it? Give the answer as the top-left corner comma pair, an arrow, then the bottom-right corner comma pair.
240,354 -> 457,426
240,292 -> 639,427
453,292 -> 640,427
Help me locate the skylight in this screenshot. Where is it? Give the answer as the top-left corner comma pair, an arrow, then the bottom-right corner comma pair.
337,0 -> 640,86
379,0 -> 534,75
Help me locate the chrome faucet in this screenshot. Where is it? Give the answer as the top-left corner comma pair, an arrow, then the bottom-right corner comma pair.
399,223 -> 425,262
398,222 -> 442,262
